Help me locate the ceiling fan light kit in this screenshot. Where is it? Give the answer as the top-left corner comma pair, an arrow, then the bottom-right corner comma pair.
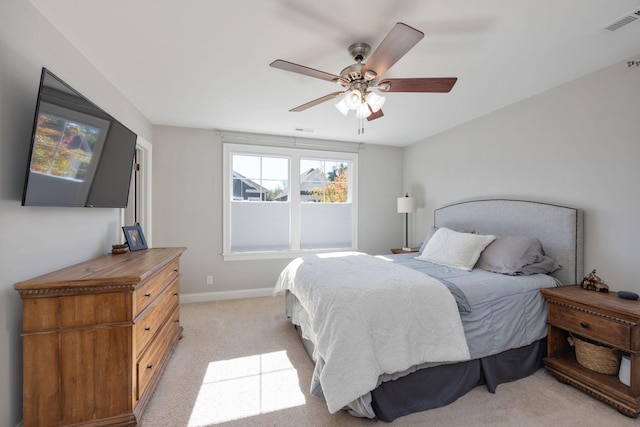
366,91 -> 386,112
334,97 -> 350,116
356,103 -> 371,119
270,22 -> 458,134
345,89 -> 363,109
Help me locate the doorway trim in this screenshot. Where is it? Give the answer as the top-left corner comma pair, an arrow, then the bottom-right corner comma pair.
121,135 -> 153,246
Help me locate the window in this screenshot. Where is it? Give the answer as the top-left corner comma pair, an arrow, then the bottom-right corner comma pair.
232,155 -> 288,201
223,143 -> 358,259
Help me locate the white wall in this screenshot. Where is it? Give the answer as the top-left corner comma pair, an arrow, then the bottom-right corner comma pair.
0,2 -> 152,425
404,54 -> 640,292
151,126 -> 404,297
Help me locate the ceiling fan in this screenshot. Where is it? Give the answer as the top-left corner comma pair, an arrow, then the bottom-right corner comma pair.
270,22 -> 457,133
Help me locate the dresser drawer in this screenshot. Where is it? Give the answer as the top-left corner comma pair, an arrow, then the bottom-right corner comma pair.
134,259 -> 180,316
136,305 -> 180,400
134,278 -> 180,357
548,301 -> 631,350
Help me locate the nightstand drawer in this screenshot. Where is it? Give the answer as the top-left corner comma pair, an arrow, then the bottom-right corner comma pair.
548,302 -> 631,350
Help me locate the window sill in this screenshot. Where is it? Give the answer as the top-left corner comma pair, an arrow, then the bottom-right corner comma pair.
223,247 -> 359,261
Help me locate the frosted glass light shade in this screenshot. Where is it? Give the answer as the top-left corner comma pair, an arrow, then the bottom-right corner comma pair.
335,97 -> 349,116
356,103 -> 371,119
344,90 -> 362,109
366,92 -> 386,112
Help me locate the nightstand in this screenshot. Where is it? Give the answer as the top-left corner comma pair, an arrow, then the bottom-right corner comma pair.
541,285 -> 640,417
390,248 -> 419,254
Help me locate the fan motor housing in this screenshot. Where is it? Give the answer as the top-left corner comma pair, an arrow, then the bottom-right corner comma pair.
340,43 -> 379,85
340,63 -> 363,83
348,42 -> 370,62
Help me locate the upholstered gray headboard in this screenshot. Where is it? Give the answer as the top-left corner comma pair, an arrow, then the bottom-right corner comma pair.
434,199 -> 583,285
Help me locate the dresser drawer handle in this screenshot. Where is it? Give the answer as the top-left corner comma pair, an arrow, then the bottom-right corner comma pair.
174,268 -> 178,272
144,293 -> 151,298
144,326 -> 151,331
147,364 -> 153,370
173,292 -> 178,297
580,321 -> 589,328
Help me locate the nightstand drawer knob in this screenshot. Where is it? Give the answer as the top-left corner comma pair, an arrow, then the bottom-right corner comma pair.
580,321 -> 589,328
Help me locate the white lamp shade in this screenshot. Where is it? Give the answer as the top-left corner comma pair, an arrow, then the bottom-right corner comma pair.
335,97 -> 349,116
366,91 -> 386,112
344,90 -> 362,109
397,196 -> 417,213
356,103 -> 371,119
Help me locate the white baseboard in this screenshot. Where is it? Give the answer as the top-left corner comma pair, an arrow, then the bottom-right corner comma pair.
180,288 -> 274,304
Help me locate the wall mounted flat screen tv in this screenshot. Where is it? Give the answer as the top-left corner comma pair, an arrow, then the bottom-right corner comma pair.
22,68 -> 138,207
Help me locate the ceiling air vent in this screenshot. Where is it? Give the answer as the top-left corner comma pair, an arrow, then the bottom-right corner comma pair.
605,8 -> 640,31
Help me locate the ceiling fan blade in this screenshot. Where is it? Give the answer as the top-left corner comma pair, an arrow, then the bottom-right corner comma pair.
367,108 -> 384,121
361,23 -> 424,80
290,91 -> 344,112
378,77 -> 458,93
270,59 -> 341,82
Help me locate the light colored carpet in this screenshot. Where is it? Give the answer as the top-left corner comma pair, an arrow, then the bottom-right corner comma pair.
141,296 -> 637,426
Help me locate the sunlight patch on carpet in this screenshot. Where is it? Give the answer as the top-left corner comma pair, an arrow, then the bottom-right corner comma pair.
188,350 -> 306,425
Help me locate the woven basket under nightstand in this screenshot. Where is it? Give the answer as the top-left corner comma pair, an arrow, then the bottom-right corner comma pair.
568,334 -> 621,375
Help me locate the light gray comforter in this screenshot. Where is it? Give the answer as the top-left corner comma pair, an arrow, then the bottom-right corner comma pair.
274,252 -> 470,414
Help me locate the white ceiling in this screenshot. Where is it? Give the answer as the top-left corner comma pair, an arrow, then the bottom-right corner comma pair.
29,0 -> 640,147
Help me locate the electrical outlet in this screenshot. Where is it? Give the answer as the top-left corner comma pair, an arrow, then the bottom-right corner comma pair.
206,275 -> 213,285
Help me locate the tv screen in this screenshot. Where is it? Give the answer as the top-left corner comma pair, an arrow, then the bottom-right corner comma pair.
22,68 -> 137,207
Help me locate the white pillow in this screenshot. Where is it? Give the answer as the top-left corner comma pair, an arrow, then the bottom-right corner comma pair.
417,227 -> 496,271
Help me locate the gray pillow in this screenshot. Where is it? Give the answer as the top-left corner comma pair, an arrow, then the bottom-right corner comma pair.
418,226 -> 438,255
520,255 -> 562,275
475,235 -> 551,275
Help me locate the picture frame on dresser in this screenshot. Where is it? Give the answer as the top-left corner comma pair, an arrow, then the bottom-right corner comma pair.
123,225 -> 148,251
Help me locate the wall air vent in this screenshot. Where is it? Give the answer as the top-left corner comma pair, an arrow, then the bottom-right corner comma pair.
605,8 -> 640,31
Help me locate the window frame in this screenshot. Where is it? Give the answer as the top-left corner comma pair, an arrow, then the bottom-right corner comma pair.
223,142 -> 358,260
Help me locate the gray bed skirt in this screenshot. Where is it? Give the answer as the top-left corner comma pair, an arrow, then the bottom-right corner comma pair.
370,338 -> 547,422
294,323 -> 546,422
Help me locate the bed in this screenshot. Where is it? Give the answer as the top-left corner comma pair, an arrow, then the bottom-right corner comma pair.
274,199 -> 584,421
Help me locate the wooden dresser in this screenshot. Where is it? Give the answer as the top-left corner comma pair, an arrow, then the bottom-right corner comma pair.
541,285 -> 640,417
14,247 -> 186,427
